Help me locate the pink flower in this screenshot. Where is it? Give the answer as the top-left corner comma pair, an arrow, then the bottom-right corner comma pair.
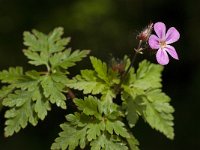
148,22 -> 180,65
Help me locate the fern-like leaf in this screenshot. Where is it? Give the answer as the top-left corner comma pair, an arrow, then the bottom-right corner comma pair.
4,90 -> 38,137
41,75 -> 66,109
51,123 -> 87,150
142,89 -> 174,139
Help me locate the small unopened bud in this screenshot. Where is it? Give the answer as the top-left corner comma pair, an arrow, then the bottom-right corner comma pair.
110,58 -> 125,74
112,63 -> 125,74
137,23 -> 153,42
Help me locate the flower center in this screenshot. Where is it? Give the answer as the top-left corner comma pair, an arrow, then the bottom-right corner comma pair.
159,40 -> 166,49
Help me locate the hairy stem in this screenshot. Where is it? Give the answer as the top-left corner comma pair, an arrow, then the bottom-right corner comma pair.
115,40 -> 142,94
67,88 -> 76,99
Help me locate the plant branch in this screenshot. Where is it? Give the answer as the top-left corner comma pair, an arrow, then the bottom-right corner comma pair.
67,88 -> 76,99
115,40 -> 143,94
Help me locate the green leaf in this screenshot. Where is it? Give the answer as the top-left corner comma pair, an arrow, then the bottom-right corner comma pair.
0,85 -> 15,99
50,73 -> 69,86
53,95 -> 133,150
48,27 -> 71,53
59,49 -> 90,69
126,134 -> 140,150
66,113 -> 89,127
122,85 -> 144,100
99,99 -> 121,119
23,50 -> 49,66
66,112 -> 105,142
25,70 -> 41,79
125,67 -> 136,85
23,29 -> 49,67
1,27 -> 91,140
133,60 -> 163,90
124,98 -> 139,128
3,90 -> 31,107
67,57 -> 118,97
41,75 -> 66,109
101,89 -> 115,102
23,31 -> 43,52
90,134 -> 128,150
122,90 -> 145,128
0,67 -> 23,84
90,134 -> 106,150
14,73 -> 39,91
50,49 -> 90,69
4,90 -> 38,137
33,86 -> 51,120
142,89 -> 174,139
51,123 -> 87,150
23,27 -> 85,70
106,120 -> 129,138
74,96 -> 101,119
48,27 -> 64,43
106,138 -> 128,150
67,69 -> 106,94
32,29 -> 49,50
90,56 -> 109,83
87,122 -> 105,141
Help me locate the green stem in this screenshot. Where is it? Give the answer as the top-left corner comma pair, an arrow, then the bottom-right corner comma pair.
46,64 -> 51,73
124,40 -> 142,76
115,40 -> 143,94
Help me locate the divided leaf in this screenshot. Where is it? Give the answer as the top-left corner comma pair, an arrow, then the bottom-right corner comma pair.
0,27 -> 91,141
74,96 -> 101,119
41,75 -> 66,109
3,90 -> 31,107
123,97 -> 140,128
0,26 -> 175,150
51,123 -> 87,150
126,134 -> 140,150
0,85 -> 15,99
52,96 -> 137,150
0,67 -> 23,84
4,90 -> 38,137
23,31 -> 46,52
67,69 -> 107,94
23,50 -> 49,67
50,49 -> 90,70
133,60 -> 163,90
23,27 -> 89,71
48,27 -> 71,53
106,120 -> 130,138
90,134 -> 128,150
33,86 -> 51,120
122,60 -> 174,140
142,89 -> 174,139
67,56 -> 117,99
90,56 -> 109,83
87,122 -> 105,141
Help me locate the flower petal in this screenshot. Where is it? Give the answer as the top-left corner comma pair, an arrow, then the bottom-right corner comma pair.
156,48 -> 169,65
148,35 -> 160,49
166,27 -> 180,44
154,22 -> 166,39
164,45 -> 179,60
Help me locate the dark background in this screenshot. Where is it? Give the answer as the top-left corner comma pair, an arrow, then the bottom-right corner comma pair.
0,0 -> 199,149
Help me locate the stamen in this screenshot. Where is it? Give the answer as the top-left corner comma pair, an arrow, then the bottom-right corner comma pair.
159,40 -> 166,49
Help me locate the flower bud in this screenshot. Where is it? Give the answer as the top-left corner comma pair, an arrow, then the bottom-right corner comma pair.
137,23 -> 153,42
110,58 -> 125,74
112,63 -> 125,74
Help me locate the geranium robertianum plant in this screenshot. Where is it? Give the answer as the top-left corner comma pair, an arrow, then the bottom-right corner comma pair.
0,22 -> 180,150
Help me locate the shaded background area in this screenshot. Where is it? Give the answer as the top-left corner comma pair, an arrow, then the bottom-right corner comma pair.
0,0 -> 199,149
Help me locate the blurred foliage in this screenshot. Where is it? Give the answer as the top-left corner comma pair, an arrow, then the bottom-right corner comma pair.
0,0 -> 199,150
